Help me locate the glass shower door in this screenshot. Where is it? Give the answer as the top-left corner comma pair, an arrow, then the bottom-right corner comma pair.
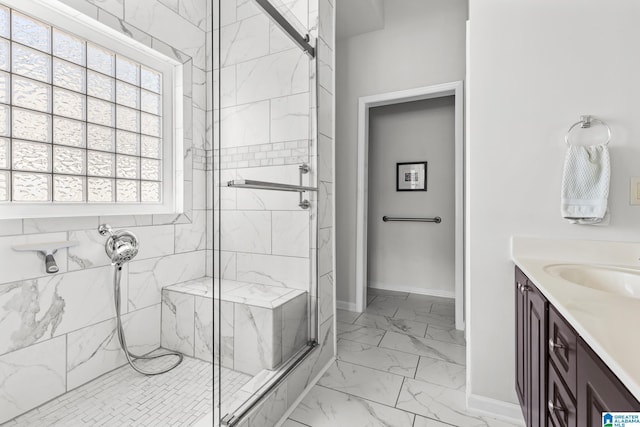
213,0 -> 318,424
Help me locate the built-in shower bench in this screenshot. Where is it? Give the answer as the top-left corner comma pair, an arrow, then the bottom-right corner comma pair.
161,278 -> 308,376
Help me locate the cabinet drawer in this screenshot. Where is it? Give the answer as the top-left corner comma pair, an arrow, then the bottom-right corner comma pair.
548,305 -> 577,398
548,362 -> 577,427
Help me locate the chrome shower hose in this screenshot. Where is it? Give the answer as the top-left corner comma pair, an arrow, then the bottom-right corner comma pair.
113,265 -> 183,375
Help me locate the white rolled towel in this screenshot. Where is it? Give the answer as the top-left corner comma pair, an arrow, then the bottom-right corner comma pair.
561,144 -> 610,224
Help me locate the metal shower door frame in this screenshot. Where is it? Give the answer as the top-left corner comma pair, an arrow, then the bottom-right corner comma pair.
216,0 -> 320,424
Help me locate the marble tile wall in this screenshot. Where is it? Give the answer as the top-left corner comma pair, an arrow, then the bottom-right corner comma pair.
213,0 -> 336,424
216,141 -> 310,169
212,0 -> 314,300
0,0 -> 210,424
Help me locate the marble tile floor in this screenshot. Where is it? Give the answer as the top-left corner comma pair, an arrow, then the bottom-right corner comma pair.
283,289 -> 522,427
3,354 -> 213,427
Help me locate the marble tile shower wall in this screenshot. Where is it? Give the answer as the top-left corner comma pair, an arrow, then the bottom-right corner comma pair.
217,141 -> 310,170
0,0 -> 210,424
212,0 -> 335,424
213,0 -> 315,295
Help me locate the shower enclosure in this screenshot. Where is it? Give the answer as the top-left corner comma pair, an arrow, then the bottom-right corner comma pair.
0,0 -> 215,425
213,0 -> 324,424
0,0 -> 331,425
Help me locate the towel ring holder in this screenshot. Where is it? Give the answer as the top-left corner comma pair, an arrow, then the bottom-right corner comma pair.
565,115 -> 611,146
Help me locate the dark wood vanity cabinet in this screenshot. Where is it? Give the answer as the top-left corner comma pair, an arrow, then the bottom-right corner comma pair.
515,267 -> 548,427
577,339 -> 640,426
547,359 -> 576,427
547,306 -> 577,427
515,268 -> 527,416
515,267 -> 640,427
548,307 -> 577,395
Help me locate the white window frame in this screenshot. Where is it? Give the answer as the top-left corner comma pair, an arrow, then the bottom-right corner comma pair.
0,0 -> 184,219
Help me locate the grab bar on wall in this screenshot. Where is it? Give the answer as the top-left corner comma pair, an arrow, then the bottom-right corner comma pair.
383,216 -> 442,223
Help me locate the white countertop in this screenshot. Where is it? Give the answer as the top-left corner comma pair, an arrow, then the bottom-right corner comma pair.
511,236 -> 640,401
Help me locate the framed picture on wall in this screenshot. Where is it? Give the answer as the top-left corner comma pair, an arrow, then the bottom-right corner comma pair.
396,161 -> 427,191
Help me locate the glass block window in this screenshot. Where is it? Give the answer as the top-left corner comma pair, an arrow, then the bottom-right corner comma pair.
0,4 -> 164,204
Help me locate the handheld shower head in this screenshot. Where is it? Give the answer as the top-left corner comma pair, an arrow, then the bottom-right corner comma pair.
109,231 -> 139,265
98,224 -> 139,266
99,223 -> 183,376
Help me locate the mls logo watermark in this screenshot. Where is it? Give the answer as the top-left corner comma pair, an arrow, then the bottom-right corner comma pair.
603,412 -> 640,427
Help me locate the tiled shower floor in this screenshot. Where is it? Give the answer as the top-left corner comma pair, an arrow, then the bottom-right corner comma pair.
214,366 -> 252,400
214,365 -> 252,426
3,355 -> 213,427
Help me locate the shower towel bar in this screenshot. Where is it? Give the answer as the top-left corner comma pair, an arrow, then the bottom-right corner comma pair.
227,179 -> 317,193
228,164 -> 317,209
383,216 -> 442,223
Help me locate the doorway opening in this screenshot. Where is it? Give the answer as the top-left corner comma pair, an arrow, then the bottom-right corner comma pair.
355,81 -> 464,330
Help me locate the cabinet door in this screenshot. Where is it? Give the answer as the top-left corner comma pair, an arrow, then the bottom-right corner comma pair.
515,267 -> 528,423
577,339 -> 640,427
527,282 -> 547,427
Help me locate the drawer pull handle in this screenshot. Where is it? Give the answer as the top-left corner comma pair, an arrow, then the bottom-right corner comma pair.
548,400 -> 566,413
549,339 -> 566,352
520,284 -> 530,294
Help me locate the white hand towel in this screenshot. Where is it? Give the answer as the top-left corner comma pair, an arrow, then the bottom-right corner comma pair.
561,144 -> 610,224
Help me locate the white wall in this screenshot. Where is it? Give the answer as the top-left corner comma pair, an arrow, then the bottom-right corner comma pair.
367,97 -> 455,296
335,0 -> 467,304
336,0 -> 383,40
468,0 -> 640,408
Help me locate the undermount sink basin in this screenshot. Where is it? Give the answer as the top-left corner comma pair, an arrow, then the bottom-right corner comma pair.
544,264 -> 640,299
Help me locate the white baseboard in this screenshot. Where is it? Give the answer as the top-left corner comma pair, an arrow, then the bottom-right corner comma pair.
466,393 -> 525,426
368,281 -> 455,299
337,284 -> 453,313
275,357 -> 336,427
336,300 -> 357,312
